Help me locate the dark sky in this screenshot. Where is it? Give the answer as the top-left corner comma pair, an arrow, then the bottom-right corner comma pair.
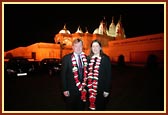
4,4 -> 164,51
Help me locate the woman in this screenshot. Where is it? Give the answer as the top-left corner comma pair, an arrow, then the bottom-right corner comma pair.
87,39 -> 112,110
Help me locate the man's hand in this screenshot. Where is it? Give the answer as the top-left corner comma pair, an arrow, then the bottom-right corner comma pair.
63,91 -> 70,97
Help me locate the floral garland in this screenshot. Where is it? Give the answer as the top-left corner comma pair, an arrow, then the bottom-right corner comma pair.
71,52 -> 88,102
87,56 -> 102,110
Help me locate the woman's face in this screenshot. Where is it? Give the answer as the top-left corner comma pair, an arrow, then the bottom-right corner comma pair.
91,42 -> 101,55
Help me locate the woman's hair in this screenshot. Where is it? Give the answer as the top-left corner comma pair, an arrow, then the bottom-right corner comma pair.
89,39 -> 104,58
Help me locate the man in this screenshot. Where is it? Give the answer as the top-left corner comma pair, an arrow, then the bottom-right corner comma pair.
61,38 -> 88,111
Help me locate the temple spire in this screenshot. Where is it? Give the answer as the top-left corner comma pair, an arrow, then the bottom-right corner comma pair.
63,24 -> 67,30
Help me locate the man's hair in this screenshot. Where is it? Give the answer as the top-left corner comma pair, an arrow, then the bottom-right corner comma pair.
72,38 -> 83,46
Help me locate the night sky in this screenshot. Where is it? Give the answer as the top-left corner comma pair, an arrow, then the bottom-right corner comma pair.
4,3 -> 164,51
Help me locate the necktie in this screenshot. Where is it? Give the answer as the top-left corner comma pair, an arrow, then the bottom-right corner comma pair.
78,55 -> 83,80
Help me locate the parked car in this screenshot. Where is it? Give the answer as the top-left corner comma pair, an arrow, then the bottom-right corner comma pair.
5,57 -> 35,77
40,58 -> 62,76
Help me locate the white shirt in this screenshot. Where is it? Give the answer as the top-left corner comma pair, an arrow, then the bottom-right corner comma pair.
73,52 -> 83,67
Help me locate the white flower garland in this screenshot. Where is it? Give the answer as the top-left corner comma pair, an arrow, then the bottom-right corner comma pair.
71,52 -> 88,102
87,56 -> 101,110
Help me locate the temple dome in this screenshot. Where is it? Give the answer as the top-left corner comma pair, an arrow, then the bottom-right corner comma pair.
108,17 -> 116,37
59,24 -> 71,34
93,28 -> 108,35
93,28 -> 99,34
93,17 -> 108,35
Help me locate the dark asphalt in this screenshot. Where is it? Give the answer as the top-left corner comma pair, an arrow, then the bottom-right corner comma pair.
4,65 -> 164,111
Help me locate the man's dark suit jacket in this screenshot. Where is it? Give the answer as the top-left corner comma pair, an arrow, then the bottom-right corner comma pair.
61,53 -> 81,96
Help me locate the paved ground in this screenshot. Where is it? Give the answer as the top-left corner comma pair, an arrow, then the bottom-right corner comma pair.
3,65 -> 164,111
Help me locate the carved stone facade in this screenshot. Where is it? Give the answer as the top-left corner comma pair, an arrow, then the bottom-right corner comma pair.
4,18 -> 164,65
4,33 -> 164,67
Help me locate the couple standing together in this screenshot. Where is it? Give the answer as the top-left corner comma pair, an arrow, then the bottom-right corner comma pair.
61,38 -> 112,111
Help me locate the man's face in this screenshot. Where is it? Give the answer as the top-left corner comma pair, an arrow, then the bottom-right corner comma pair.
72,41 -> 83,54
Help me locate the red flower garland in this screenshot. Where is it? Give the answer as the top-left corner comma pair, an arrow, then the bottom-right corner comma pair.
71,52 -> 88,102
87,56 -> 101,110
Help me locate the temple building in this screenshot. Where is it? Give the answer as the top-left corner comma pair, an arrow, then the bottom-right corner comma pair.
4,17 -> 164,66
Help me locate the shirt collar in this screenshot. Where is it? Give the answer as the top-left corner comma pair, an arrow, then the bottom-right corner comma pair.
73,52 -> 82,56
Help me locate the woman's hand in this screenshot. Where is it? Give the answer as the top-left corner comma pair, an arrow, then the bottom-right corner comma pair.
103,91 -> 109,98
